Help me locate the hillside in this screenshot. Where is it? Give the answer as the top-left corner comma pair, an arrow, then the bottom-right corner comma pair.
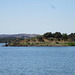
0,34 -> 39,43
0,34 -> 39,38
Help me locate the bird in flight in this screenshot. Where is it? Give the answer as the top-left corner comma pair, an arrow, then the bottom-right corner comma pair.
50,5 -> 55,9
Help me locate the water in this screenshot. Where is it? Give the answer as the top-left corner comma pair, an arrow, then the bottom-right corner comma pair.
0,43 -> 75,75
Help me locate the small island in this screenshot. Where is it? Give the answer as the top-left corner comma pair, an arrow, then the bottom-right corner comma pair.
4,32 -> 75,47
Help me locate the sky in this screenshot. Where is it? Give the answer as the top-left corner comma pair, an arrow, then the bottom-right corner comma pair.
0,0 -> 75,34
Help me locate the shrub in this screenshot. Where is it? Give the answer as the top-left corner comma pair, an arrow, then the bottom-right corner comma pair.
68,42 -> 75,46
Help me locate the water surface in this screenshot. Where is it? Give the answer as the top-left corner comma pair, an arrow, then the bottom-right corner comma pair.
0,43 -> 75,75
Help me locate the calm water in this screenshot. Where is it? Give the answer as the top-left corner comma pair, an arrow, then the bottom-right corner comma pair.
0,44 -> 75,75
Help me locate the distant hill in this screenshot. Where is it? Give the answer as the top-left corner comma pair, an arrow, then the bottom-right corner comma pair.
0,34 -> 39,38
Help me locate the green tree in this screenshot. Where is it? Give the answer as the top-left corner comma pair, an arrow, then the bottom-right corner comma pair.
43,32 -> 53,38
37,36 -> 44,42
69,33 -> 75,41
53,32 -> 62,38
62,33 -> 68,41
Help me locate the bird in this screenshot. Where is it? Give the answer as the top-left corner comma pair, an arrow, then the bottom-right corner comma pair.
50,5 -> 55,9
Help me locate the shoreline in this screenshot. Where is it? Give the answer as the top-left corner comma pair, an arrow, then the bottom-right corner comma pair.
4,43 -> 75,47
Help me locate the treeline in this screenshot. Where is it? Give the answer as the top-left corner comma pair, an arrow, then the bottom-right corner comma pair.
37,32 -> 75,41
0,37 -> 24,43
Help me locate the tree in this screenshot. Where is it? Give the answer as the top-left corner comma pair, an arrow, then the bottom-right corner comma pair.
62,33 -> 68,40
43,32 -> 53,38
37,35 -> 44,42
53,32 -> 62,38
69,33 -> 75,41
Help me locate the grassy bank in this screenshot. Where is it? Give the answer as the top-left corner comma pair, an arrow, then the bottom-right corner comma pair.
5,39 -> 75,47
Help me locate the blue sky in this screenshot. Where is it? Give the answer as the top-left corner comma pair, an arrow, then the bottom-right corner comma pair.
0,0 -> 75,34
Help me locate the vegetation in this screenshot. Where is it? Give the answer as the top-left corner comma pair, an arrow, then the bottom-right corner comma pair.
67,42 -> 75,46
0,37 -> 24,43
2,32 -> 75,46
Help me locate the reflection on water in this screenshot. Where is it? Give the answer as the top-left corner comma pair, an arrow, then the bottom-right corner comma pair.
0,44 -> 75,75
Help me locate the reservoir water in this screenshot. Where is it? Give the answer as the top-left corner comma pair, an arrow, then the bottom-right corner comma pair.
0,43 -> 75,75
